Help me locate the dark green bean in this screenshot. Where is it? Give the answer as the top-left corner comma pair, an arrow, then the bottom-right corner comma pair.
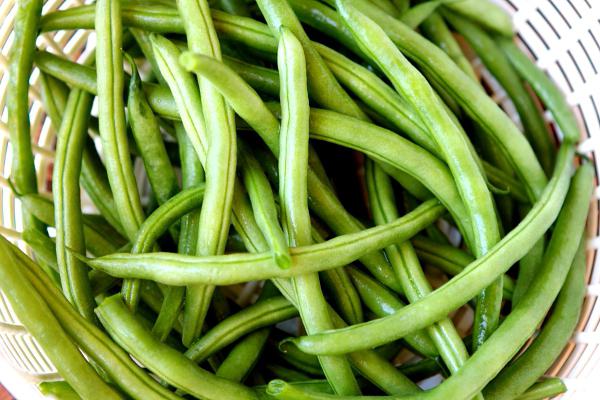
96,295 -> 259,400
216,328 -> 270,382
444,11 -> 555,176
266,365 -> 313,382
53,88 -> 96,322
0,237 -> 121,400
484,241 -> 586,399
287,144 -> 575,355
216,0 -> 251,16
498,38 -> 580,144
8,0 -> 44,231
185,296 -> 297,363
443,0 -> 513,37
126,55 -> 179,208
346,266 -> 438,357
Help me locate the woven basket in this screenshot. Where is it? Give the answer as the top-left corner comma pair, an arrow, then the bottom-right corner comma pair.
1,0 -> 599,398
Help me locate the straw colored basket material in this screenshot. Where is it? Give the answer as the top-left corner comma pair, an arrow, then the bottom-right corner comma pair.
0,0 -> 600,398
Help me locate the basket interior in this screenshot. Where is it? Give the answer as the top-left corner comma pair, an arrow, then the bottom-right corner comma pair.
0,0 -> 600,398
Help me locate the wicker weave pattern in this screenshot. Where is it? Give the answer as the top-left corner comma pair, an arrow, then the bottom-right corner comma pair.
0,0 -> 599,398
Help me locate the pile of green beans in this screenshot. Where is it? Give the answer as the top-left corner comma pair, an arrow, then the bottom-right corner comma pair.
2,1 -> 591,399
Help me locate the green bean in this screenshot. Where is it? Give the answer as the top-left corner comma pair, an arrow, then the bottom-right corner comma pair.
53,88 -> 96,322
177,0 -> 238,344
38,381 -> 81,400
412,237 -> 515,300
346,266 -> 438,357
276,26 -> 359,395
400,1 -> 447,29
319,266 -> 364,326
257,0 -> 365,120
368,0 -> 402,17
185,296 -> 297,363
287,144 -> 575,355
484,242 -> 586,399
279,345 -> 324,377
514,378 -> 567,400
96,0 -> 145,310
132,185 -> 205,254
19,194 -> 125,257
397,358 -> 443,382
512,206 -> 545,308
443,0 -> 513,37
0,238 -> 122,400
238,142 -> 291,268
96,295 -> 258,400
11,247 -> 182,399
498,38 -> 580,144
444,12 -> 555,176
418,163 -> 592,400
365,160 -> 474,382
420,12 -> 477,81
83,198 -> 443,285
324,0 -> 547,200
39,70 -> 124,235
216,328 -> 270,382
482,162 -> 528,203
126,55 -> 179,208
8,0 -> 44,231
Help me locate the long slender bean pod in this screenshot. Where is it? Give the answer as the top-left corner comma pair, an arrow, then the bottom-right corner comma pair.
177,0 -> 238,344
96,295 -> 258,400
484,241 -> 587,399
53,88 -> 96,322
444,12 -> 555,176
276,27 -> 359,395
0,240 -> 121,400
8,0 -> 44,230
216,328 -> 270,382
96,0 -> 145,309
498,38 -> 580,143
443,0 -> 513,37
287,144 -> 575,355
126,55 -> 179,207
366,160 -> 474,381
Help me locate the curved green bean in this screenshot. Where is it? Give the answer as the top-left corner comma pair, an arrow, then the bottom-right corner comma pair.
53,88 -> 96,322
498,38 -> 580,144
216,328 -> 270,382
287,144 -> 575,355
8,0 -> 44,231
484,241 -> 586,399
400,1 -> 447,29
0,238 -> 122,400
443,0 -> 513,37
96,295 -> 258,400
185,296 -> 297,362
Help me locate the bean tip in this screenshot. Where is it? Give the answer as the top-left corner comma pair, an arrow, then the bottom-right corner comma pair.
265,379 -> 286,396
273,252 -> 292,269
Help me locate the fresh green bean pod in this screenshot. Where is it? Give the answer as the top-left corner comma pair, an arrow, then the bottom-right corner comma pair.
83,199 -> 444,285
177,0 -> 238,344
514,378 -> 567,400
287,144 -> 576,355
484,242 -> 586,399
216,328 -> 270,382
216,0 -> 251,16
53,88 -> 96,322
0,238 -> 122,400
96,295 -> 259,400
444,12 -> 555,176
185,296 -> 297,363
22,229 -> 61,286
8,0 -> 44,231
126,55 -> 179,208
443,0 -> 513,37
498,38 -> 580,144
96,0 -> 145,309
346,266 -> 438,357
365,160 -> 474,382
238,142 -> 291,268
276,26 -> 360,395
266,365 -> 313,382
